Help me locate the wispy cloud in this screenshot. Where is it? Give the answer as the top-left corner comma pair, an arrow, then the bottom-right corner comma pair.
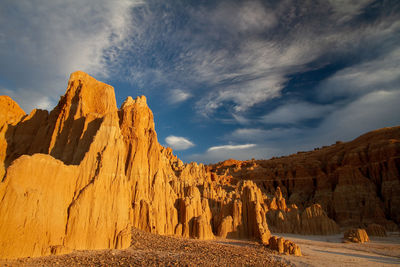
312,90 -> 400,144
0,88 -> 52,112
261,102 -> 335,124
229,128 -> 302,142
318,47 -> 400,101
165,135 -> 195,151
207,144 -> 256,152
328,0 -> 375,22
190,143 -> 270,163
119,0 -> 399,122
168,89 -> 192,104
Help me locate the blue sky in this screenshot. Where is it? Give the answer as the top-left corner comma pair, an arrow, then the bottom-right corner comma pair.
1,0 -> 400,163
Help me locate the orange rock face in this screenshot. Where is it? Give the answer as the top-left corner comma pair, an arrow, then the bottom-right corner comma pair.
0,71 -> 132,259
0,95 -> 25,179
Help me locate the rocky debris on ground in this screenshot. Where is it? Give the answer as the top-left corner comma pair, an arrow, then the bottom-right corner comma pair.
343,228 -> 370,243
0,228 -> 289,267
268,236 -> 302,256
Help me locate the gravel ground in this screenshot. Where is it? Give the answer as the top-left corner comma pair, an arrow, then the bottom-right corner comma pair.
278,232 -> 400,267
0,228 -> 290,266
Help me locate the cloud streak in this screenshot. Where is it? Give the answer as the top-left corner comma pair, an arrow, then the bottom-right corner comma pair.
168,89 -> 192,104
207,144 -> 256,152
165,135 -> 195,151
261,102 -> 335,124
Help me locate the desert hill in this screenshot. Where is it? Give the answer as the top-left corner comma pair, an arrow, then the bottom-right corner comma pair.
0,71 -> 398,259
208,126 -> 400,230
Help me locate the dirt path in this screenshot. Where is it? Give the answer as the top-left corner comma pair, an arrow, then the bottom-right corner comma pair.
278,233 -> 400,267
0,228 -> 288,266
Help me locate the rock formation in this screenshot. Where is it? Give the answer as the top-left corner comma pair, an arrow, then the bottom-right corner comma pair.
268,236 -> 301,256
208,127 -> 400,231
0,71 -> 398,259
265,188 -> 340,235
0,72 -> 132,259
0,71 -> 264,259
343,228 -> 370,243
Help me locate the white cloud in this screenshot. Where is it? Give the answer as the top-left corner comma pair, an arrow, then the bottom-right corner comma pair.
190,143 -> 273,163
207,144 -> 256,152
165,135 -> 195,151
190,2 -> 400,119
0,0 -> 142,112
0,88 -> 52,112
168,89 -> 192,104
116,0 -> 399,123
209,1 -> 277,33
229,128 -> 302,141
261,102 -> 335,124
313,90 -> 400,144
318,48 -> 400,101
328,0 -> 375,22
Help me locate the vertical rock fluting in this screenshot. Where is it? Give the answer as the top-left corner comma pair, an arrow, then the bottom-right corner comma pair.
0,96 -> 26,179
0,71 -> 132,259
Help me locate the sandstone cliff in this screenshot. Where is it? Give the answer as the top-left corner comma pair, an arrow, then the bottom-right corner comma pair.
0,72 -> 132,258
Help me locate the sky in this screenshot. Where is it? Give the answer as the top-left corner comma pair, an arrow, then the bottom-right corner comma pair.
1,0 -> 399,163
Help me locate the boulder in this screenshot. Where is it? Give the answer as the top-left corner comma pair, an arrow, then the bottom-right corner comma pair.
344,228 -> 369,243
268,236 -> 301,256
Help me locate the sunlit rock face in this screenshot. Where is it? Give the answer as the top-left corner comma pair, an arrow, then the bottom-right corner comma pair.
0,71 -> 132,259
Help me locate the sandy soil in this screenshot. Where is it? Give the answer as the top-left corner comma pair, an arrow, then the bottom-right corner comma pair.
278,232 -> 400,267
0,228 -> 289,267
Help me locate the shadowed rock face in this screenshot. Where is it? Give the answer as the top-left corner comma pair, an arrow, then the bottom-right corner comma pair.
208,128 -> 400,230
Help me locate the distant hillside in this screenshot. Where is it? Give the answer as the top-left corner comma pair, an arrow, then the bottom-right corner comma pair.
208,126 -> 400,229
